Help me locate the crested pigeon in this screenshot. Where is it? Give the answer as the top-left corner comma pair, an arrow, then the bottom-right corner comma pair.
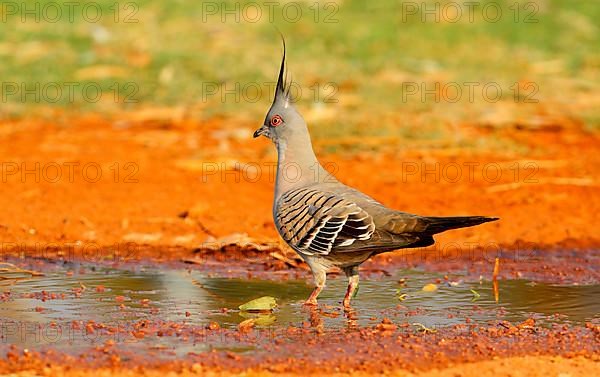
253,41 -> 498,308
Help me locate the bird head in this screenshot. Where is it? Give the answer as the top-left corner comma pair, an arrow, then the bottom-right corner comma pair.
253,39 -> 306,144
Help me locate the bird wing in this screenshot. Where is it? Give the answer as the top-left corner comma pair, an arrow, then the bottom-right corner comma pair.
275,187 -> 376,256
376,212 -> 429,234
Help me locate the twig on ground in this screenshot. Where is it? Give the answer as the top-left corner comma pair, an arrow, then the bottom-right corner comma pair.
493,257 -> 500,303
0,262 -> 44,279
412,323 -> 437,334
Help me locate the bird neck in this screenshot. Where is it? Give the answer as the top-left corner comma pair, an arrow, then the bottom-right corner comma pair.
273,134 -> 330,202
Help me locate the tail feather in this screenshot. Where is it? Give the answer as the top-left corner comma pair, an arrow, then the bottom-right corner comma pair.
425,216 -> 498,234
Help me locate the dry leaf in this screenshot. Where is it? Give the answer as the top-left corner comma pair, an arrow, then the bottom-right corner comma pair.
239,296 -> 277,313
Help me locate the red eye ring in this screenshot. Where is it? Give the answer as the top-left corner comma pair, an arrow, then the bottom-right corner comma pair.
270,115 -> 283,127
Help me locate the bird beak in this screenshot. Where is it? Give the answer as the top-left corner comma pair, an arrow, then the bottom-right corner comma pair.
253,125 -> 269,138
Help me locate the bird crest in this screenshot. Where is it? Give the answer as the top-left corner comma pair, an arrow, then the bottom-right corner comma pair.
274,36 -> 293,107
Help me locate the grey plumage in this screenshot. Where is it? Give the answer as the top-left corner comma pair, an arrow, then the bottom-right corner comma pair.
254,40 -> 498,308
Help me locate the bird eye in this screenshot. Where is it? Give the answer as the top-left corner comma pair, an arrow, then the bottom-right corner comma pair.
270,115 -> 283,127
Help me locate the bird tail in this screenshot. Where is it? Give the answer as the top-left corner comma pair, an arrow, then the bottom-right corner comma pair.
425,216 -> 498,234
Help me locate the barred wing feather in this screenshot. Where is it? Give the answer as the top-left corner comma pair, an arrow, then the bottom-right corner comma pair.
276,188 -> 375,255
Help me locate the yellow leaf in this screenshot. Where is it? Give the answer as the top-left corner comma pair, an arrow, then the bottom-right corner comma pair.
239,296 -> 277,312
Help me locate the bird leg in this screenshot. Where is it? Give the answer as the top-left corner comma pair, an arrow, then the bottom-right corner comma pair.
343,266 -> 359,309
305,285 -> 323,306
304,267 -> 326,306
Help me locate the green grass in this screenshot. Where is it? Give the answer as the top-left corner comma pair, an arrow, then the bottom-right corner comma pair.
0,0 -> 598,148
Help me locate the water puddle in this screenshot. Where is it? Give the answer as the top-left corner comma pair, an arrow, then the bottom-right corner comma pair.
0,263 -> 598,357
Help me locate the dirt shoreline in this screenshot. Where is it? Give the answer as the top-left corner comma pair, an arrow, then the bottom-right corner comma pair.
3,356 -> 600,377
3,240 -> 600,285
1,321 -> 599,376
